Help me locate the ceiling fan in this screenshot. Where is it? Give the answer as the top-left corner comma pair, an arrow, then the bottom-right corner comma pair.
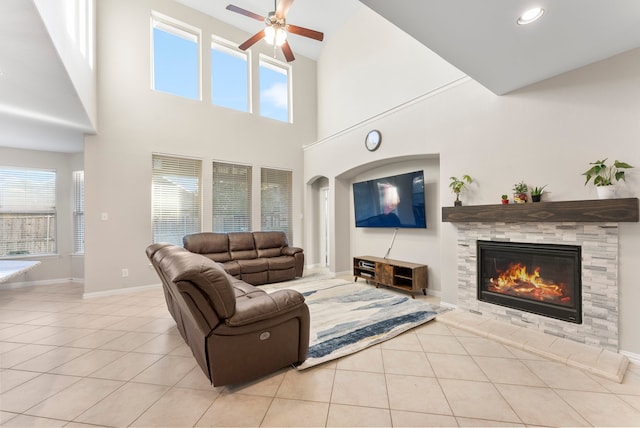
225,0 -> 324,62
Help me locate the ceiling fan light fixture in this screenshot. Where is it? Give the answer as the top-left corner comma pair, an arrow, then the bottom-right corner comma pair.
264,25 -> 287,46
264,25 -> 276,44
517,7 -> 544,25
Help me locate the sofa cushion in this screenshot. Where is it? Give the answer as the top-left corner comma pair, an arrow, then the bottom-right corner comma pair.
229,232 -> 257,260
237,258 -> 268,273
221,260 -> 241,276
183,232 -> 231,263
266,255 -> 295,271
254,231 -> 287,258
162,250 -> 237,319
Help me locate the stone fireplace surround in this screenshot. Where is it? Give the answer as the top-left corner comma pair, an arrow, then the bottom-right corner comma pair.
455,221 -> 619,351
440,199 -> 639,382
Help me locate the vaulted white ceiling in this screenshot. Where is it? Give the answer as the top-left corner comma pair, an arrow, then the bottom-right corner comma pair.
2,0 -> 640,152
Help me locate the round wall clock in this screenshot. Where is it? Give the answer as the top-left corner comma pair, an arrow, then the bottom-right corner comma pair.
365,130 -> 382,151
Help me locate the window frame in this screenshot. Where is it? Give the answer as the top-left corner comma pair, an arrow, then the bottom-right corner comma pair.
260,167 -> 293,243
151,154 -> 203,246
211,36 -> 252,113
212,161 -> 253,233
258,54 -> 292,123
0,166 -> 58,258
150,12 -> 202,101
72,170 -> 85,255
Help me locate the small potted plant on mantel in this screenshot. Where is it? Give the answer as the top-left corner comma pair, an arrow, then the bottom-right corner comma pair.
582,158 -> 634,199
449,175 -> 473,206
530,185 -> 547,202
512,181 -> 528,204
501,194 -> 509,204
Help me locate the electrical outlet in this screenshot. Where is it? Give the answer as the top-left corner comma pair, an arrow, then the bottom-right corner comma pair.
121,268 -> 129,277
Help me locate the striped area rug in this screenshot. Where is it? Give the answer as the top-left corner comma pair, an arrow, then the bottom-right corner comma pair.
265,278 -> 446,369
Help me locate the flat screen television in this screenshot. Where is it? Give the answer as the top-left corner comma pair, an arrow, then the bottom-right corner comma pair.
353,170 -> 426,228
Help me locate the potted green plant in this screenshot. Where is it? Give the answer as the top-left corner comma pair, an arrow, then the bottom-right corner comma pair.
512,181 -> 528,203
449,175 -> 472,206
501,194 -> 509,204
530,185 -> 547,202
582,158 -> 634,199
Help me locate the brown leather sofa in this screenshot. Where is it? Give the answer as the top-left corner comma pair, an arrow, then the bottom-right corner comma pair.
183,231 -> 304,285
146,243 -> 310,387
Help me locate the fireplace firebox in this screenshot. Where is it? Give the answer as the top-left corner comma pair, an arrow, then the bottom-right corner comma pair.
477,240 -> 582,324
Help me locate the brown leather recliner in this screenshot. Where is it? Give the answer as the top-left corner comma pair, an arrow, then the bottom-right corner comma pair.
146,243 -> 310,387
183,231 -> 304,285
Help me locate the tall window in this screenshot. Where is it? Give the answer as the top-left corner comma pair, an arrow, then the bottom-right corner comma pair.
151,13 -> 200,100
152,154 -> 202,245
65,0 -> 94,68
0,167 -> 57,256
261,167 -> 292,241
212,162 -> 252,233
73,170 -> 84,254
211,38 -> 250,112
259,55 -> 291,123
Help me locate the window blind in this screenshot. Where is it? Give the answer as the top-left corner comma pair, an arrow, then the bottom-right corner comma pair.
260,167 -> 292,242
73,170 -> 84,254
152,154 -> 202,245
0,167 -> 57,256
212,162 -> 252,233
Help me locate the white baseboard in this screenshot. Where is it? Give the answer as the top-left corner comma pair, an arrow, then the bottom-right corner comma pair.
621,350 -> 640,365
0,277 -> 75,289
82,283 -> 161,299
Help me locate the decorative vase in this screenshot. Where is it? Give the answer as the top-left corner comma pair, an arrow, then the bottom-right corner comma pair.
514,193 -> 527,204
596,186 -> 617,199
454,200 -> 462,207
531,194 -> 541,202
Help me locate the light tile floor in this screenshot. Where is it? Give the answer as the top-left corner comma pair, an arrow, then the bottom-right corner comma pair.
1,281 -> 640,427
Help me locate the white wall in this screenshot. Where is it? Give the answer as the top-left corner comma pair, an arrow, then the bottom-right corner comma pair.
83,0 -> 317,294
0,147 -> 82,284
34,0 -> 97,130
310,12 -> 640,354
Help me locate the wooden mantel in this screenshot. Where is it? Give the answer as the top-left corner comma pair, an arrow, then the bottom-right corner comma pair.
442,198 -> 639,223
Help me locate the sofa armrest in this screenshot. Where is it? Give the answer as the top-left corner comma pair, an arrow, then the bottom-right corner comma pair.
281,246 -> 303,256
226,289 -> 306,327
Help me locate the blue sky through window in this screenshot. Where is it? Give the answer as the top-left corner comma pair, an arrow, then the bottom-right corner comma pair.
153,27 -> 199,100
212,44 -> 248,112
260,60 -> 289,122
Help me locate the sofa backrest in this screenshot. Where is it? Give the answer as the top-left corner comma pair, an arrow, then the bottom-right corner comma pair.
228,232 -> 257,260
253,231 -> 287,258
149,244 -> 237,321
183,232 -> 231,262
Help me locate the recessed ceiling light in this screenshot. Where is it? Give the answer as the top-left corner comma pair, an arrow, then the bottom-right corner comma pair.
517,7 -> 544,25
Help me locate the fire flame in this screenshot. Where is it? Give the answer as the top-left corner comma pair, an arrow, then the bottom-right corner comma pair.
488,262 -> 571,306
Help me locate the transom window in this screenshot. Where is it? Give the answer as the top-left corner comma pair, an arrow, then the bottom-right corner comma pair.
151,13 -> 200,100
211,38 -> 250,112
0,167 -> 57,257
259,55 -> 291,123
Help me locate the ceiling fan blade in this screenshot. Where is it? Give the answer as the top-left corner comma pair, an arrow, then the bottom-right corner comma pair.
287,24 -> 324,42
225,4 -> 264,21
239,29 -> 266,51
276,0 -> 294,19
281,40 -> 295,62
